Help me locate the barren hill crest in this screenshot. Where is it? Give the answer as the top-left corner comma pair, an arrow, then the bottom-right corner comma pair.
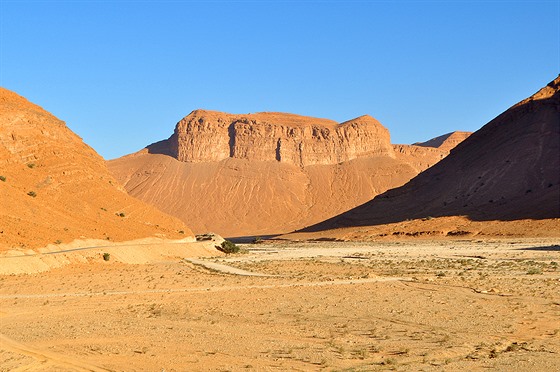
156,110 -> 394,167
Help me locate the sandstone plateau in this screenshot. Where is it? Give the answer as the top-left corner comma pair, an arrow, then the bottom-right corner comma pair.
109,111 -> 465,237
301,76 -> 560,236
0,88 -> 194,250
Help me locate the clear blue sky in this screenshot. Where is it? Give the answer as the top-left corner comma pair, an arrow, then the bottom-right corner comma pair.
1,1 -> 558,160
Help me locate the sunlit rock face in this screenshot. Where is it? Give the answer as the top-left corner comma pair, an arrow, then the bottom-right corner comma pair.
168,110 -> 394,166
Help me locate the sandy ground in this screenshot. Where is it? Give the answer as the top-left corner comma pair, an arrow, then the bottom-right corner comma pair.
1,238 -> 559,371
0,237 -> 223,275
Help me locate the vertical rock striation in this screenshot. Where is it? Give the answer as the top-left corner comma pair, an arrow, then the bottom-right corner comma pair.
110,109 -> 463,237
166,110 -> 394,167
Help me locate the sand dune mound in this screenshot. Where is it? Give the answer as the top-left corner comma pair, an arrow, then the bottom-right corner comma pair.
303,76 -> 560,233
109,110 -> 462,237
0,88 -> 193,251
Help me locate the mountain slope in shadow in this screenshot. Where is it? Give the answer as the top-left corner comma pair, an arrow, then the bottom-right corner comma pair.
303,76 -> 560,232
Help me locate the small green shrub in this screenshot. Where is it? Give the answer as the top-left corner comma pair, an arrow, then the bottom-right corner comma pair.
252,237 -> 263,244
219,240 -> 240,254
116,212 -> 125,218
54,239 -> 62,244
27,191 -> 37,197
103,253 -> 111,261
178,230 -> 185,234
0,176 -> 6,182
383,358 -> 396,365
27,163 -> 36,168
505,342 -> 521,352
526,267 -> 542,275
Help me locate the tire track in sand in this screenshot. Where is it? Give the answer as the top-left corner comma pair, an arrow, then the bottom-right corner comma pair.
0,333 -> 111,371
0,277 -> 407,300
184,258 -> 275,276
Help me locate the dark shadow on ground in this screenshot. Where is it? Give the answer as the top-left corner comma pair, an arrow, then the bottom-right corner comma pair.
226,234 -> 283,244
516,245 -> 560,252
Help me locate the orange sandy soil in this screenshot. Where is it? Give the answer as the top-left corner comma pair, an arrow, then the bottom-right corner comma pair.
282,216 -> 560,242
1,238 -> 559,371
0,87 -> 193,251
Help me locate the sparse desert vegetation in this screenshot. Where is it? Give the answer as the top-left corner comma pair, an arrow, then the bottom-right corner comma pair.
219,239 -> 240,254
1,2 -> 558,371
1,238 -> 559,371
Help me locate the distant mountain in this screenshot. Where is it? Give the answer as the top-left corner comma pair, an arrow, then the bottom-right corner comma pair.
303,76 -> 560,233
0,88 -> 192,250
109,110 -> 461,237
414,131 -> 472,152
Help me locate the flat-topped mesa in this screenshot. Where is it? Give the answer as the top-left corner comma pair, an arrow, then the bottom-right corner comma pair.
168,110 -> 394,166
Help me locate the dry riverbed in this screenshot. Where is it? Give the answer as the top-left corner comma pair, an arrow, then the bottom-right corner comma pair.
1,238 -> 559,371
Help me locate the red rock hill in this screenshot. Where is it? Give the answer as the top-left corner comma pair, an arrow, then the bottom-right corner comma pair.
109,111 -> 460,237
0,88 -> 193,250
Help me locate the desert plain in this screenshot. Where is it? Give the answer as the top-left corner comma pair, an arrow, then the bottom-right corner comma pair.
1,67 -> 559,372
1,236 -> 559,371
3,2 -> 560,370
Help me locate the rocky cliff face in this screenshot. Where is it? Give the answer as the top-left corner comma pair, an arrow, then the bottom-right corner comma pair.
110,109 -> 464,237
166,110 -> 394,167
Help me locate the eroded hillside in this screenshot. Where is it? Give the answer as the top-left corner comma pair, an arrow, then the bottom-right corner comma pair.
303,76 -> 560,235
0,88 -> 193,250
109,110 -> 464,237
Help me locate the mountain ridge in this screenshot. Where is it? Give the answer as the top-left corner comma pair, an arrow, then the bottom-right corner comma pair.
109,109 -> 466,237
301,76 -> 560,233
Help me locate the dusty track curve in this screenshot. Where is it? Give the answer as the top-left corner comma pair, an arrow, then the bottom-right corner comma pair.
0,333 -> 111,372
183,258 -> 276,276
0,277 -> 408,300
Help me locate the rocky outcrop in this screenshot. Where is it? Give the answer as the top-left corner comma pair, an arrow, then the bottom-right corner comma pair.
392,144 -> 448,173
165,110 -> 394,167
394,132 -> 472,173
109,109 -> 465,237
